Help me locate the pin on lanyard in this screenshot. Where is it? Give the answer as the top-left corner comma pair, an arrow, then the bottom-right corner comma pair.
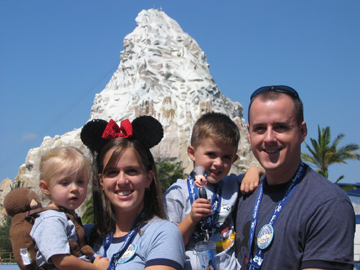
187,174 -> 221,240
103,209 -> 145,270
247,162 -> 307,270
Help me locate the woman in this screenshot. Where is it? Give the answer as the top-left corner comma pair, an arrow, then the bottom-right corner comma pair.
81,116 -> 185,270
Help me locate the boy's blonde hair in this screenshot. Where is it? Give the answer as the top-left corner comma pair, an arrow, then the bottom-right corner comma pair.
191,112 -> 240,150
39,146 -> 92,185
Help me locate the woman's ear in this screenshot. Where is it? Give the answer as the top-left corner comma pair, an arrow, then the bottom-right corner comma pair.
146,170 -> 154,188
98,173 -> 104,187
39,180 -> 51,196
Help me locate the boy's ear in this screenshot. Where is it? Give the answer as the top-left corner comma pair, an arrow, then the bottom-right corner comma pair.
39,180 -> 51,196
232,154 -> 239,163
187,145 -> 196,162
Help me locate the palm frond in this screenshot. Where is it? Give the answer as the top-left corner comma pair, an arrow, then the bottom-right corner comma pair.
301,125 -> 360,182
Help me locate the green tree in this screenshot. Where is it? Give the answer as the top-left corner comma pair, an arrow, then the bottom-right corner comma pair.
10,179 -> 23,190
0,180 -> 23,255
81,195 -> 94,225
0,215 -> 12,252
156,161 -> 186,194
301,125 -> 360,183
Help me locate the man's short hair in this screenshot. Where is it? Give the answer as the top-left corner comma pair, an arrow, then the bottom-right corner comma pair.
248,90 -> 304,125
191,112 -> 240,150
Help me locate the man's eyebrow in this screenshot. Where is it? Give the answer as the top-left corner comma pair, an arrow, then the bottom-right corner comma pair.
251,122 -> 265,127
273,121 -> 291,126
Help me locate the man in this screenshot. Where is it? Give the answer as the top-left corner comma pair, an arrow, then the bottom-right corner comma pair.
235,85 -> 355,270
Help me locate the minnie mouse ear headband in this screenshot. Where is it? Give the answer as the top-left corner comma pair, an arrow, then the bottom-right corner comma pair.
80,116 -> 164,153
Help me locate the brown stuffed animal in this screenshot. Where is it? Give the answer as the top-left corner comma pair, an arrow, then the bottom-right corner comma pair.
64,212 -> 95,258
3,187 -> 94,270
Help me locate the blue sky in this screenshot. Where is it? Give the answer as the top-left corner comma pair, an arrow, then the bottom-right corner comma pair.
1,1 -> 359,184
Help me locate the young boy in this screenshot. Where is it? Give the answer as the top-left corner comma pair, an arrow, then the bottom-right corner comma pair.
163,112 -> 261,270
30,147 -> 109,270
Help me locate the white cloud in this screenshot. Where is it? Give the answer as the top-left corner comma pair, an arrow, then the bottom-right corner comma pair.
22,133 -> 39,140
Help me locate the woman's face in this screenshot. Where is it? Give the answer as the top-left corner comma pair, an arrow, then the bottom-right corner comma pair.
99,147 -> 153,218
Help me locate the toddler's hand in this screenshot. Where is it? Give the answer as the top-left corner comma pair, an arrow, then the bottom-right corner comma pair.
93,255 -> 110,270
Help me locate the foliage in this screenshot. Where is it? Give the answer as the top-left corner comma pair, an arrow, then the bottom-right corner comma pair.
81,195 -> 94,225
0,215 -> 12,252
10,180 -> 23,190
156,161 -> 186,194
301,125 -> 360,182
0,179 -> 23,253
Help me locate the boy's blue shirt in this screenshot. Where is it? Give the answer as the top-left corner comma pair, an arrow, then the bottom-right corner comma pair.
163,173 -> 244,270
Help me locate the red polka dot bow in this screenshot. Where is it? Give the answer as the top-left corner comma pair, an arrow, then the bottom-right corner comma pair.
102,119 -> 133,140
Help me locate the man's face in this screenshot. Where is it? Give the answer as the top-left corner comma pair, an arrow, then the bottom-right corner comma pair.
247,94 -> 307,182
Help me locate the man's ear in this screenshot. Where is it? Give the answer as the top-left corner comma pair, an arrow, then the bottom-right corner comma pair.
247,123 -> 251,143
187,145 -> 196,162
299,121 -> 307,143
39,180 -> 51,196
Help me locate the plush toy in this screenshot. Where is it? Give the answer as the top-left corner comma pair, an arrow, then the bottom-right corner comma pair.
3,187 -> 94,270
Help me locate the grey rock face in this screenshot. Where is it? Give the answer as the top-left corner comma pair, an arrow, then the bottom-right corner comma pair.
0,9 -> 258,214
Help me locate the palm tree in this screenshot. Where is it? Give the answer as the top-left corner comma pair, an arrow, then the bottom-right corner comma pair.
301,125 -> 360,183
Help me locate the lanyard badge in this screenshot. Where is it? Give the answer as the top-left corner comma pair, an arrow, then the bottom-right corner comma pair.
103,209 -> 145,269
247,162 -> 307,270
187,168 -> 222,242
188,167 -> 221,269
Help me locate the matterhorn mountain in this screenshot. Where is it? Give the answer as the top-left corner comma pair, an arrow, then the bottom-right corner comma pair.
0,9 -> 258,206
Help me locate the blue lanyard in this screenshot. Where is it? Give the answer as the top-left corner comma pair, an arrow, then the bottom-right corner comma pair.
247,162 -> 307,270
187,174 -> 222,237
103,209 -> 145,270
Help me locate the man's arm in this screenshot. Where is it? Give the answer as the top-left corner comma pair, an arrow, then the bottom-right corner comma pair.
303,268 -> 331,270
302,197 -> 355,270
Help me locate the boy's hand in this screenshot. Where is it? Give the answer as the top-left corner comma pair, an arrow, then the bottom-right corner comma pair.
240,166 -> 264,194
93,255 -> 110,270
178,198 -> 212,246
189,198 -> 212,224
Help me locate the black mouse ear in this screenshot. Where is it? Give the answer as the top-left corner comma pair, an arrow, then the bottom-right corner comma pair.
80,119 -> 109,153
132,116 -> 163,149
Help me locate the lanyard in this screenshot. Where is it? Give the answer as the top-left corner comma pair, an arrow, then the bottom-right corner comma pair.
103,209 -> 145,270
187,174 -> 222,238
247,162 -> 307,270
